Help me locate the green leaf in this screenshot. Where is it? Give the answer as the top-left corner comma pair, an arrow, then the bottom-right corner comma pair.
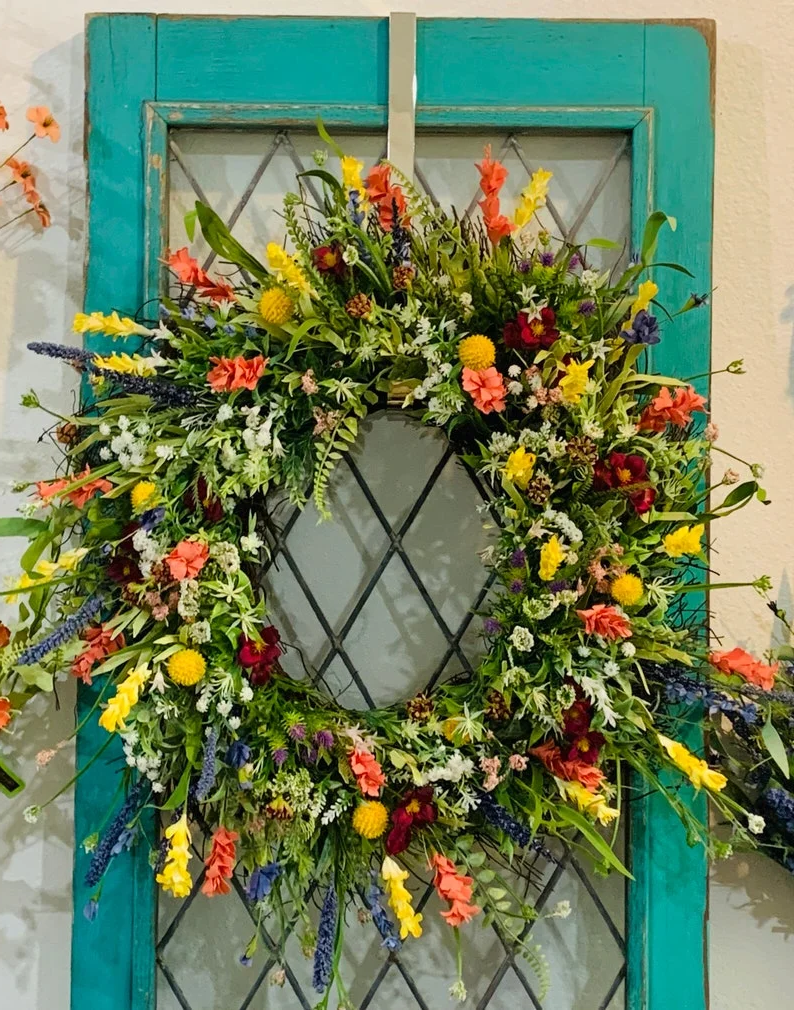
586,237 -> 621,250
161,765 -> 192,810
183,209 -> 198,242
718,481 -> 758,510
315,117 -> 346,160
195,202 -> 268,280
761,716 -> 790,779
0,517 -> 48,538
645,261 -> 695,278
555,807 -> 633,878
297,169 -> 343,199
641,211 -> 676,264
19,664 -> 54,692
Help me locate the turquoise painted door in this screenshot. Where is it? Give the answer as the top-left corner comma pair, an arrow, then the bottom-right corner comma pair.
72,15 -> 714,1010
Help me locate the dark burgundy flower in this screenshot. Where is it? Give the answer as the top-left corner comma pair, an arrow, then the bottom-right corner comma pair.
594,452 -> 655,514
238,626 -> 282,685
562,698 -> 605,765
312,243 -> 346,276
385,786 -> 437,855
106,555 -> 142,585
184,476 -> 224,524
502,307 -> 559,352
629,487 -> 657,515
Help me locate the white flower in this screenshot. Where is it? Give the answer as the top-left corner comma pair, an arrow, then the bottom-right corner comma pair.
581,420 -> 604,441
508,364 -> 522,378
151,782 -> 165,794
577,645 -> 591,658
603,660 -> 620,677
216,699 -> 233,717
458,292 -> 473,308
618,422 -> 638,440
196,689 -> 211,714
216,403 -> 234,423
99,422 -> 111,437
149,669 -> 166,694
620,641 -> 636,658
155,444 -> 175,460
239,683 -> 254,703
508,381 -> 524,396
489,432 -> 515,455
449,980 -> 467,1002
342,245 -> 360,265
23,805 -> 41,824
188,620 -> 212,645
118,415 -> 130,431
240,532 -> 264,554
228,716 -> 241,730
509,626 -> 534,652
99,447 -> 112,461
747,814 -> 766,835
550,899 -> 572,919
580,269 -> 600,293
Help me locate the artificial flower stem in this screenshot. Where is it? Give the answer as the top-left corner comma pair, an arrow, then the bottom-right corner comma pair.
38,734 -> 113,810
0,206 -> 36,231
3,135 -> 36,164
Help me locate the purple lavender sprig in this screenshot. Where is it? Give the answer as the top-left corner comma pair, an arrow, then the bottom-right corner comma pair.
477,791 -> 555,862
365,877 -> 401,952
27,341 -> 94,364
17,593 -> 103,666
194,728 -> 218,802
84,781 -> 144,887
312,880 -> 338,993
87,365 -> 196,406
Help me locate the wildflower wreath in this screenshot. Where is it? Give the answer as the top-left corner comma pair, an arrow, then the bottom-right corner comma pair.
2,129 -> 790,1002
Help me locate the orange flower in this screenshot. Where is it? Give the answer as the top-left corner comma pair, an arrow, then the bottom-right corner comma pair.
349,746 -> 386,797
165,539 -> 209,581
0,697 -> 11,730
709,647 -> 778,692
462,366 -> 506,415
32,200 -> 51,228
7,158 -> 37,195
576,603 -> 632,640
66,467 -> 113,510
0,622 -> 10,648
430,853 -> 481,928
0,106 -> 8,131
166,248 -> 235,302
201,827 -> 238,897
26,106 -> 60,143
207,355 -> 267,392
638,385 -> 707,432
475,146 -> 515,245
475,145 -> 508,198
529,740 -> 606,793
36,476 -> 69,500
365,164 -> 409,230
71,626 -> 125,686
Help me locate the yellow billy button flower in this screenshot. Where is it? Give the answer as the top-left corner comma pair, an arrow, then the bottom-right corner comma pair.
658,734 -> 727,792
559,781 -> 620,826
156,811 -> 193,898
610,573 -> 644,608
538,534 -> 566,581
266,242 -> 310,292
458,334 -> 496,371
514,167 -> 553,227
130,480 -> 158,513
98,665 -> 151,733
559,359 -> 594,404
352,800 -> 389,839
503,446 -> 536,489
167,649 -> 207,687
663,523 -> 705,558
73,311 -> 155,338
93,352 -> 158,376
259,286 -> 295,326
382,856 -> 423,939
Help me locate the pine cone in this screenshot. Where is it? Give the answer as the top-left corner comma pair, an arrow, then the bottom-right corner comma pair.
485,690 -> 511,722
345,293 -> 373,319
526,473 -> 553,504
393,265 -> 414,290
566,436 -> 598,466
405,693 -> 434,721
56,422 -> 80,447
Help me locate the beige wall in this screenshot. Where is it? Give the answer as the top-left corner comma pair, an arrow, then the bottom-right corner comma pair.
1,2 -> 793,1007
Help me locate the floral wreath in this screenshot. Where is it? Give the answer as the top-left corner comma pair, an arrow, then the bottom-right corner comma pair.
1,127 -> 789,1004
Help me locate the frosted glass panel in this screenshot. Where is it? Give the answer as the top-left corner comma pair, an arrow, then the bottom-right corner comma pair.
159,125 -> 631,1010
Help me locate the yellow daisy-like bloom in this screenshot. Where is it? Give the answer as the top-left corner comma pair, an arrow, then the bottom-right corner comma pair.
98,665 -> 150,733
74,311 -> 154,338
156,811 -> 193,898
259,286 -> 295,326
658,734 -> 727,792
539,534 -> 566,581
93,352 -> 158,377
504,446 -> 536,489
514,167 -> 553,227
130,480 -> 158,513
167,649 -> 207,687
560,781 -> 620,826
340,154 -> 366,198
382,856 -> 423,939
663,523 -> 704,558
610,573 -> 644,608
266,243 -> 310,292
352,800 -> 389,839
559,359 -> 594,404
458,334 -> 496,371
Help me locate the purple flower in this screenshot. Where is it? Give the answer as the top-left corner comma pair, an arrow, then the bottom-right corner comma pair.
314,730 -> 334,750
517,259 -> 531,273
578,299 -> 596,316
510,548 -> 526,568
622,309 -> 660,346
365,876 -> 402,952
84,780 -> 144,887
18,594 -> 103,666
272,747 -> 288,767
139,505 -> 165,531
539,250 -> 555,266
477,791 -> 555,861
110,826 -> 137,857
549,580 -> 570,594
226,740 -> 251,769
509,579 -> 525,594
483,617 -> 502,636
288,723 -> 306,741
568,253 -> 581,270
194,728 -> 218,801
239,953 -> 253,968
246,862 -> 282,902
203,315 -> 217,331
312,881 -> 339,993
301,746 -> 319,766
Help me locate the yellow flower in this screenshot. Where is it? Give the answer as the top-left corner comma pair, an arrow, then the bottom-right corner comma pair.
74,311 -> 154,338
514,168 -> 553,227
559,359 -> 594,404
58,547 -> 88,571
98,665 -> 150,733
539,535 -> 565,581
658,734 -> 727,792
623,280 -> 659,329
266,243 -> 310,292
610,573 -> 644,608
156,811 -> 193,898
130,480 -> 158,513
352,800 -> 389,839
167,649 -> 206,687
458,334 -> 496,371
93,352 -> 158,376
663,523 -> 704,558
340,154 -> 366,197
33,560 -> 60,579
381,857 -> 423,939
560,781 -> 620,826
259,286 -> 295,326
6,571 -> 36,603
504,447 -> 536,489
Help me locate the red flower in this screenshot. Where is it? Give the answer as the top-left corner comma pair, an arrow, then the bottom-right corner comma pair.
207,354 -> 267,392
503,308 -> 559,351
365,164 -> 410,231
238,626 -> 281,685
312,243 -> 346,276
709,647 -> 778,692
593,452 -> 656,514
167,247 -> 236,303
385,786 -> 437,855
562,699 -> 605,765
184,477 -> 224,524
106,554 -> 142,586
72,626 -> 125,685
529,740 -> 606,793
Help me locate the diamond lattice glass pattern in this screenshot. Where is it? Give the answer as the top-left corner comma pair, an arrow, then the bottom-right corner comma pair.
158,128 -> 631,1010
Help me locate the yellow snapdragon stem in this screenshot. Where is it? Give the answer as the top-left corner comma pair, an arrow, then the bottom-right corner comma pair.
156,811 -> 193,898
74,311 -> 156,338
98,665 -> 150,733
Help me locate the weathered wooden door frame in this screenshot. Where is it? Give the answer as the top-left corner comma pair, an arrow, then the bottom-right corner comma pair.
73,14 -> 714,1010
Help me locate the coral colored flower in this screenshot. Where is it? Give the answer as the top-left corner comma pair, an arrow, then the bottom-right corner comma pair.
6,158 -> 37,194
26,106 -> 60,143
0,106 -> 7,131
32,201 -> 51,228
165,539 -> 209,580
503,307 -> 559,351
0,622 -> 10,648
529,739 -> 606,793
168,247 -> 203,284
663,523 -> 704,558
207,354 -> 267,392
37,466 -> 112,510
576,603 -> 632,640
201,827 -> 238,897
365,164 -> 409,230
479,193 -> 516,245
0,697 -> 11,730
462,366 -> 506,414
709,647 -> 778,692
639,385 -> 708,432
475,146 -> 509,197
350,746 -> 386,797
71,625 -> 125,685
430,853 -> 481,927
386,787 -> 437,855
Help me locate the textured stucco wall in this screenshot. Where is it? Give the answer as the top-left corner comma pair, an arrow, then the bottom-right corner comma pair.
1,2 -> 793,1007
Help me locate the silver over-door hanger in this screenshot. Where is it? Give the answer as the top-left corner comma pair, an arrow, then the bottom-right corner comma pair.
387,11 -> 417,182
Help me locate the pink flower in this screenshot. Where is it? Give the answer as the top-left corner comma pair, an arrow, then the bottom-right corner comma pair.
26,106 -> 60,143
576,603 -> 632,640
462,366 -> 506,414
508,754 -> 528,772
479,755 -> 502,792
